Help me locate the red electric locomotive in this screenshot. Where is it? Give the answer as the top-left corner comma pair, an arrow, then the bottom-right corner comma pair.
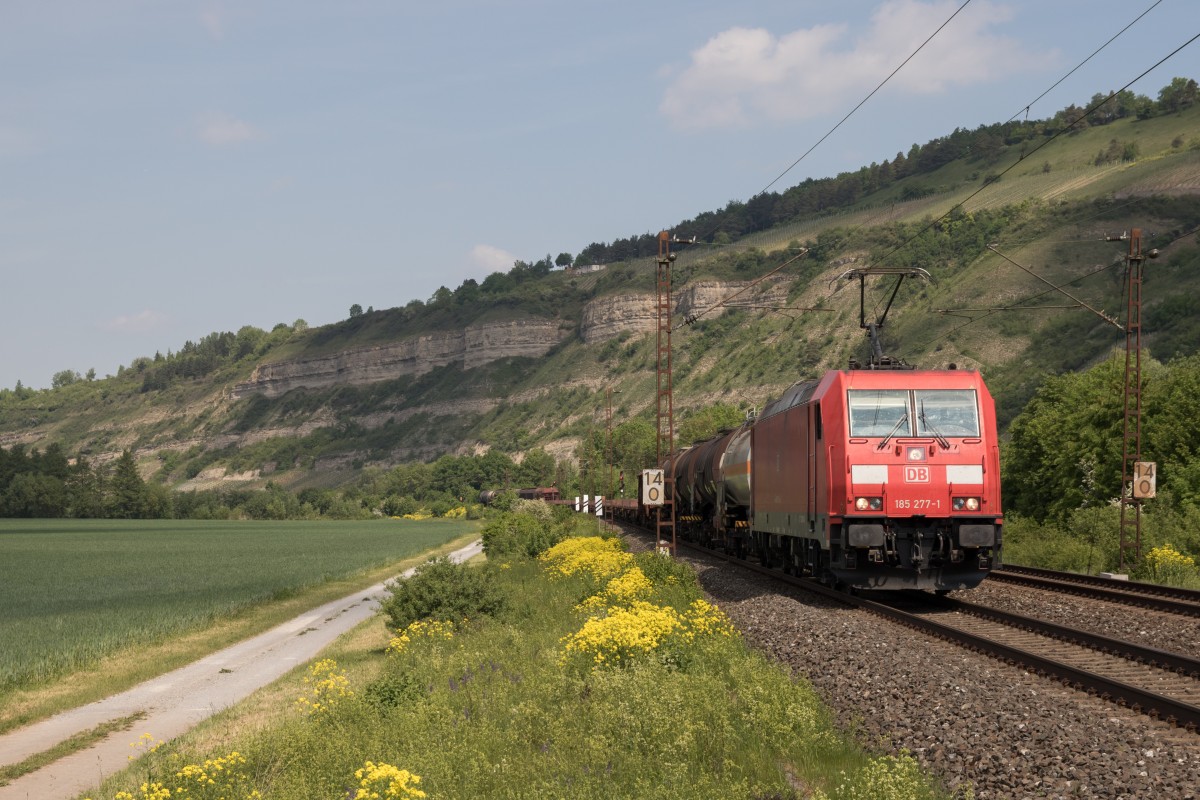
671,366 -> 1002,591
667,268 -> 1002,591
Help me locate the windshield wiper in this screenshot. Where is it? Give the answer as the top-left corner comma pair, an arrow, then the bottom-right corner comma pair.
918,401 -> 951,450
876,411 -> 909,451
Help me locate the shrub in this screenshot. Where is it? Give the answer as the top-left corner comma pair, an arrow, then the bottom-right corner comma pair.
362,671 -> 424,711
381,557 -> 506,630
480,510 -> 566,559
382,494 -> 419,517
634,549 -> 700,591
512,498 -> 553,521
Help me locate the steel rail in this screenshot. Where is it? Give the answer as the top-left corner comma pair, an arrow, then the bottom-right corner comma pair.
989,565 -> 1200,618
854,592 -> 1200,732
929,594 -> 1200,677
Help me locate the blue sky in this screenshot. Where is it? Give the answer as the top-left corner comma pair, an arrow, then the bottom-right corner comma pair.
2,0 -> 1197,390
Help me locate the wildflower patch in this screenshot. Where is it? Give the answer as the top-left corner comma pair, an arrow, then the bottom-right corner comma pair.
539,536 -> 632,583
387,618 -> 456,656
352,760 -> 427,799
295,658 -> 353,716
574,566 -> 653,612
560,600 -> 683,669
1145,542 -> 1198,586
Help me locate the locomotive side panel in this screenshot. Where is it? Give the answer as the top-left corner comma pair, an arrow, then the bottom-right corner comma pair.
752,403 -> 806,537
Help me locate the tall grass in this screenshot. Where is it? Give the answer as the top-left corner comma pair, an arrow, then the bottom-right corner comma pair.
88,530 -> 954,799
0,519 -> 474,693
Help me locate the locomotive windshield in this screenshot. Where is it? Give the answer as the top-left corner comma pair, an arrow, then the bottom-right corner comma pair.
847,390 -> 910,436
914,389 -> 980,437
848,389 -> 979,438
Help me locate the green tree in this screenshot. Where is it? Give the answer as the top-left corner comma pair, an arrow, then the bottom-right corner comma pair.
349,304 -> 364,318
234,325 -> 267,359
108,450 -> 149,518
1002,354 -> 1129,522
3,473 -> 66,517
51,369 -> 81,389
516,448 -> 556,487
66,456 -> 106,518
1157,77 -> 1199,114
677,403 -> 746,445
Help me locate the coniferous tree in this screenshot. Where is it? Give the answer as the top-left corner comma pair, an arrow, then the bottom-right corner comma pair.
108,450 -> 148,518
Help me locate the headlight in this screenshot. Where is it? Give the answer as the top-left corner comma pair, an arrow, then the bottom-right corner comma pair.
854,497 -> 883,511
953,497 -> 981,511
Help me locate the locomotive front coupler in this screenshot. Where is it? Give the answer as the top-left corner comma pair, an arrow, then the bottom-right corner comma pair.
884,529 -> 898,562
910,540 -> 924,569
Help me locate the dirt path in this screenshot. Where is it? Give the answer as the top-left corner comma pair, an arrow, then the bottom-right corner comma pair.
0,540 -> 482,800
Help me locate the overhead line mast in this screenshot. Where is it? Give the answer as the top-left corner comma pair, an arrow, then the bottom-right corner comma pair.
654,231 -> 693,555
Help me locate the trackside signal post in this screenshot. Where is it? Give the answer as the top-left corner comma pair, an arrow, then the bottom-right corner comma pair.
1108,228 -> 1158,572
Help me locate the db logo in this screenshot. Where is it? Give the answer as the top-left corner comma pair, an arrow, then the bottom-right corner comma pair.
904,466 -> 930,483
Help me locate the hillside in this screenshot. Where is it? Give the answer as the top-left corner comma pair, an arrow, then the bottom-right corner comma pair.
3,99 -> 1200,493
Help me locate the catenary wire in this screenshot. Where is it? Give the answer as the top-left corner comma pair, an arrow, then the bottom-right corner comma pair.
868,29 -> 1200,279
1007,0 -> 1164,123
673,1 -> 979,326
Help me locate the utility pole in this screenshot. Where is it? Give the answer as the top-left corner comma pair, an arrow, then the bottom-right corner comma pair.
1107,228 -> 1158,572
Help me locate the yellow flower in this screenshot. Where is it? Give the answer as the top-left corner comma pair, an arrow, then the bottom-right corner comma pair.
559,600 -> 683,669
387,619 -> 455,655
296,658 -> 354,716
352,760 -> 427,799
539,536 -> 632,582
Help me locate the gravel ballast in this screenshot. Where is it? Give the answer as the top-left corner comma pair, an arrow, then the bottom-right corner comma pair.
640,536 -> 1200,799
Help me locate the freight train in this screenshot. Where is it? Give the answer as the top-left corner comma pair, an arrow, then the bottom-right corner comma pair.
629,365 -> 1002,592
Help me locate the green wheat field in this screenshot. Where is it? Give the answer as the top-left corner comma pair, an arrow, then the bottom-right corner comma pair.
0,518 -> 473,693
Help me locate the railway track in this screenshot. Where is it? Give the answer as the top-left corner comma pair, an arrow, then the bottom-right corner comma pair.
873,592 -> 1200,732
990,563 -> 1200,617
658,532 -> 1200,732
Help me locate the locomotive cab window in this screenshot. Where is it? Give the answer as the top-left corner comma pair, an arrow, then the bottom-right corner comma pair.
848,389 -> 980,438
914,389 -> 979,437
848,390 -> 911,437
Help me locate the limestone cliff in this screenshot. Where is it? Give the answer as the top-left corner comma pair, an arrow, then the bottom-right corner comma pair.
233,319 -> 569,398
579,278 -> 794,343
232,280 -> 793,398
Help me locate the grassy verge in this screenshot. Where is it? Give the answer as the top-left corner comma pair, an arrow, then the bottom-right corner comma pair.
0,528 -> 479,735
82,518 -> 956,799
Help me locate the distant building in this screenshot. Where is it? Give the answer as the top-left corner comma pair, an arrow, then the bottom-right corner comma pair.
567,264 -> 607,275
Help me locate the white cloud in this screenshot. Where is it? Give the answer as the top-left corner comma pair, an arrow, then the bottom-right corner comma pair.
103,310 -> 168,333
469,244 -> 518,272
660,0 -> 1053,130
197,112 -> 263,146
200,6 -> 226,40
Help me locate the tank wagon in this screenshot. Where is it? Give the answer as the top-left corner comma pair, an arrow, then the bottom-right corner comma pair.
649,366 -> 1002,592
